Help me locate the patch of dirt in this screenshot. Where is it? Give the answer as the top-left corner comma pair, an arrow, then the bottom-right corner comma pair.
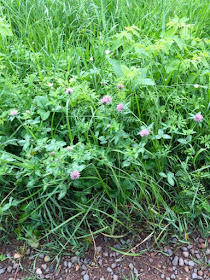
0,232 -> 209,280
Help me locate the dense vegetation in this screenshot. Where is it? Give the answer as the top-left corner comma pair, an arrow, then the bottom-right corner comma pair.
0,0 -> 209,254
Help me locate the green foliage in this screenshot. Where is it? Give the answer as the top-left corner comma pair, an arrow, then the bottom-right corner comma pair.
0,0 -> 209,253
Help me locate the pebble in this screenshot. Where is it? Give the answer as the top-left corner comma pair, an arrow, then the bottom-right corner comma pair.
103,252 -> 108,257
184,266 -> 189,273
68,262 -> 72,268
41,264 -> 47,270
36,268 -> 42,275
192,272 -> 198,279
26,248 -> 31,255
98,259 -> 102,266
172,256 -> 179,266
182,251 -> 189,258
196,254 -> 201,259
83,274 -> 89,280
161,274 -> 165,278
198,270 -> 203,276
181,247 -> 188,251
66,276 -> 71,280
133,268 -> 138,275
129,263 -> 134,270
166,278 -> 170,280
171,274 -> 176,279
149,258 -> 153,263
64,261 -> 68,268
189,260 -> 195,267
7,266 -> 13,273
179,258 -> 184,266
0,268 -> 5,274
96,246 -> 102,253
168,249 -> 173,256
107,267 -> 113,273
71,256 -> 78,263
111,263 -> 117,269
82,264 -> 87,270
38,253 -> 44,259
113,275 -> 118,280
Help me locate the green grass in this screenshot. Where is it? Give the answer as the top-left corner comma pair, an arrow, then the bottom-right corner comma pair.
0,0 -> 209,255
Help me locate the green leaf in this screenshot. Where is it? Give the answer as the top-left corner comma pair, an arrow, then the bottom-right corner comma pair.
37,109 -> 50,120
167,172 -> 175,186
108,58 -> 123,77
35,96 -> 49,109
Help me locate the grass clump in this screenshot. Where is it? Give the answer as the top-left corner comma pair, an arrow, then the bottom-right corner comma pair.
0,0 -> 209,254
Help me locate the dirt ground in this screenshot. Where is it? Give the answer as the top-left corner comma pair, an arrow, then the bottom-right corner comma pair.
0,232 -> 209,280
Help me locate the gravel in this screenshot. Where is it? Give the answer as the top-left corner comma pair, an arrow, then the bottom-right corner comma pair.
36,268 -> 42,275
107,267 -> 113,273
189,260 -> 195,267
192,272 -> 198,279
178,258 -> 184,266
182,251 -> 189,258
172,256 -> 179,266
83,274 -> 89,280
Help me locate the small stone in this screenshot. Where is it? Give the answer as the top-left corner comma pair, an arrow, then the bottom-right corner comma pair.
81,264 -> 87,270
189,261 -> 195,267
166,278 -> 170,280
192,272 -> 198,279
161,274 -> 165,279
198,271 -> 203,276
107,267 -> 112,273
96,246 -> 102,253
71,256 -> 78,263
8,278 -> 14,280
66,276 -> 71,280
149,258 -> 153,263
36,268 -> 42,275
179,258 -> 184,266
68,262 -> 72,268
14,253 -> 21,259
196,254 -> 201,259
168,249 -> 173,256
129,263 -> 134,270
111,263 -> 117,269
168,267 -> 173,272
206,248 -> 210,255
172,256 -> 179,266
113,275 -> 118,280
133,268 -> 138,275
83,274 -> 89,280
13,264 -> 18,269
7,266 -> 13,273
190,249 -> 195,255
181,247 -> 188,251
44,256 -> 50,262
64,261 -> 68,268
26,249 -> 31,255
170,274 -> 176,279
98,259 -> 102,266
38,253 -> 44,259
41,264 -> 47,270
103,252 -> 108,257
0,268 -> 5,274
182,251 -> 189,258
184,266 -> 189,273
200,243 -> 206,249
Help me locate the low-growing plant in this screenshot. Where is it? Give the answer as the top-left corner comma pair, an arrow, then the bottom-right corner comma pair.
0,0 -> 209,254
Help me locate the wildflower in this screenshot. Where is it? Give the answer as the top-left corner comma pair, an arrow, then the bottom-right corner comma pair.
116,103 -> 124,112
50,152 -> 55,156
105,49 -> 110,55
25,110 -> 30,114
66,146 -> 73,151
194,84 -> 200,88
48,83 -> 53,87
117,83 -> 124,90
100,95 -> 112,105
194,113 -> 203,122
65,88 -> 74,94
10,110 -> 18,116
70,170 -> 80,180
89,57 -> 93,61
139,129 -> 150,137
100,81 -> 105,85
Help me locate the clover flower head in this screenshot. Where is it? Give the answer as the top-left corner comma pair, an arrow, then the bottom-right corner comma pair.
194,113 -> 203,122
140,129 -> 150,137
117,84 -> 124,90
65,88 -> 74,94
101,95 -> 112,105
10,110 -> 18,116
70,170 -> 80,180
116,103 -> 124,112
